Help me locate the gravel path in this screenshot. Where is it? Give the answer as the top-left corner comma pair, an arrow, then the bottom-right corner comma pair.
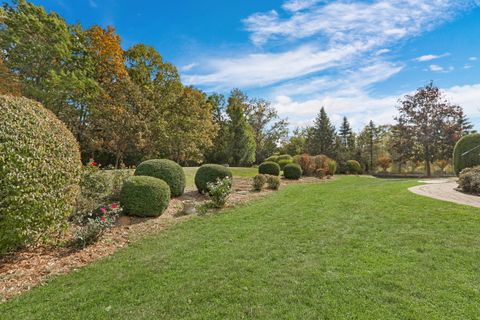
408,180 -> 480,208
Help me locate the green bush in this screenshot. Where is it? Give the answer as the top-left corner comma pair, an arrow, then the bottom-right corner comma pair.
453,133 -> 480,175
458,166 -> 480,194
346,160 -> 362,174
265,155 -> 279,163
266,175 -> 281,190
278,159 -> 293,170
276,154 -> 293,162
135,159 -> 185,197
206,177 -> 232,208
327,160 -> 337,176
0,96 -> 82,255
120,176 -> 170,217
195,164 -> 233,194
283,163 -> 302,180
252,174 -> 267,191
258,161 -> 281,176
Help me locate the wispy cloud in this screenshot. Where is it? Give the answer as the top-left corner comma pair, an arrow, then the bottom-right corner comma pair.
415,53 -> 450,62
428,64 -> 454,72
181,63 -> 198,71
469,56 -> 478,61
88,0 -> 98,8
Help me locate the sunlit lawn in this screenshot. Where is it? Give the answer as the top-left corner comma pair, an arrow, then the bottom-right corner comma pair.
2,176 -> 480,319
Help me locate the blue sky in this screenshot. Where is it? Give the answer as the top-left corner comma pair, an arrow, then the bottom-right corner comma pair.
23,0 -> 480,130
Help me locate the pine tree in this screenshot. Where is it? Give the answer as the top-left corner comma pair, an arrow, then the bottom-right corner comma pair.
226,89 -> 256,166
339,116 -> 355,149
306,107 -> 336,157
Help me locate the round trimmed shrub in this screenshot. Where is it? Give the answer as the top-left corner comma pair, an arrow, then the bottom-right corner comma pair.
120,176 -> 170,217
284,163 -> 302,180
346,160 -> 362,174
195,164 -> 233,194
278,159 -> 293,170
265,155 -> 279,162
277,154 -> 293,162
258,161 -> 281,176
453,133 -> 480,176
134,159 -> 185,197
0,96 -> 82,255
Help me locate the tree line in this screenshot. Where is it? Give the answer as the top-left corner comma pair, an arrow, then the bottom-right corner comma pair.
1,1 -> 473,174
0,0 -> 288,167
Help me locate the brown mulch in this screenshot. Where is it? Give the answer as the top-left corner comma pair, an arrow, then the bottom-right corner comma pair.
0,176 -> 328,301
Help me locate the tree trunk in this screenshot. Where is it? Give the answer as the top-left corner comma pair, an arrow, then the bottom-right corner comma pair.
425,145 -> 431,177
115,150 -> 122,169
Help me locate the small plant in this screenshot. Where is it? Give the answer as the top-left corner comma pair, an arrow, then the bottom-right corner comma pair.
294,154 -> 316,176
377,156 -> 392,172
327,160 -> 337,176
266,175 -> 281,190
458,166 -> 480,194
252,174 -> 267,191
71,203 -> 120,249
206,177 -> 232,208
283,163 -> 302,180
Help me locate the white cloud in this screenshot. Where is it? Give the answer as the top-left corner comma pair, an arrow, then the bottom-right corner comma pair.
180,63 -> 198,71
186,1 -> 472,90
429,64 -> 444,72
415,53 -> 450,62
273,83 -> 480,131
469,56 -> 478,61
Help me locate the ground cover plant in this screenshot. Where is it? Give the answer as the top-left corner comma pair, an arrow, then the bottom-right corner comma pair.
2,177 -> 480,319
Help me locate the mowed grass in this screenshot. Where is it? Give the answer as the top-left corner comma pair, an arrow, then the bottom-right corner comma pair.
184,166 -> 257,188
2,176 -> 480,319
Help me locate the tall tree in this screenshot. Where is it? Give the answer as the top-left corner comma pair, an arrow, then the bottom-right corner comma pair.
388,120 -> 414,172
396,82 -> 463,176
226,89 -> 256,166
280,128 -> 308,156
204,93 -> 230,164
306,107 -> 336,157
339,116 -> 355,149
158,87 -> 218,164
247,98 -> 289,163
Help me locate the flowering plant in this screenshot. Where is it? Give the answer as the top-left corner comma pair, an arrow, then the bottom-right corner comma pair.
206,177 -> 232,208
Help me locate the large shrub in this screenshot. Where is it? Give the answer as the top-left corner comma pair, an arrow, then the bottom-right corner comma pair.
258,161 -> 281,176
453,133 -> 480,176
294,154 -> 316,176
346,160 -> 362,174
135,159 -> 185,197
276,154 -> 293,162
265,155 -> 279,163
278,159 -> 293,170
327,160 -> 337,176
458,166 -> 480,194
283,163 -> 302,180
0,96 -> 82,254
195,164 -> 233,194
120,176 -> 170,217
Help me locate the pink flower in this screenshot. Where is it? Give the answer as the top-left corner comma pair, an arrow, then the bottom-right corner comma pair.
111,203 -> 118,209
100,207 -> 107,214
101,217 -> 106,222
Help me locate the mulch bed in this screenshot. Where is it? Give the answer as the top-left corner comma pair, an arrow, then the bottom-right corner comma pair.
0,176 -> 326,301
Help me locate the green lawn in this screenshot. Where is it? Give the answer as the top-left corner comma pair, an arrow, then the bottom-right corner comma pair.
2,176 -> 480,319
184,166 -> 257,188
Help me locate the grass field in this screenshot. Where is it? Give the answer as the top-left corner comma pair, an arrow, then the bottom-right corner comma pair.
2,176 -> 480,319
183,166 -> 258,188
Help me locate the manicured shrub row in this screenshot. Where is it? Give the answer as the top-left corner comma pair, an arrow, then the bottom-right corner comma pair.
458,166 -> 480,194
135,159 -> 186,197
346,160 -> 362,174
283,163 -> 302,180
120,176 -> 171,217
0,96 -> 82,255
195,164 -> 233,194
453,133 -> 480,176
259,161 -> 281,176
278,159 -> 293,170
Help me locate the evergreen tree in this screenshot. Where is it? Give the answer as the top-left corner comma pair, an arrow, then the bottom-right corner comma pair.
306,107 -> 336,157
339,116 -> 355,149
226,89 -> 256,166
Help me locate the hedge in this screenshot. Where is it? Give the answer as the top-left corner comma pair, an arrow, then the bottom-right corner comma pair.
120,176 -> 170,217
453,133 -> 480,175
346,160 -> 362,174
258,161 -> 281,176
135,159 -> 185,197
195,164 -> 233,194
0,95 -> 82,255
